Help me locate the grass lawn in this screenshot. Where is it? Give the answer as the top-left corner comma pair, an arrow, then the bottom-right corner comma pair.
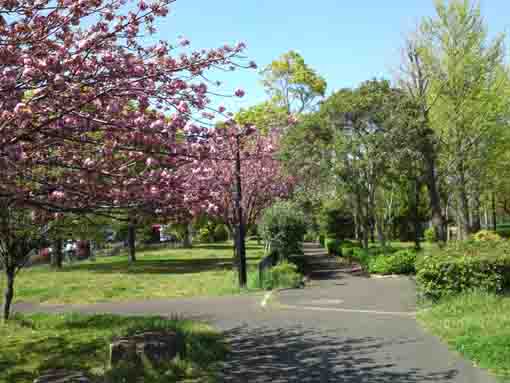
418,292 -> 510,378
9,241 -> 265,305
0,313 -> 227,382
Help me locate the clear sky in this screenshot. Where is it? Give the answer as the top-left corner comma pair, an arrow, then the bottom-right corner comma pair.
153,1 -> 510,112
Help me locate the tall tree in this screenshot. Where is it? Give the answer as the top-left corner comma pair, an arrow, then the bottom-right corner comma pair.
262,51 -> 327,115
421,0 -> 507,238
0,0 -> 249,320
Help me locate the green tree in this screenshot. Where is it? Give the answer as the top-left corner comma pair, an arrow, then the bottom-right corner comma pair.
421,0 -> 508,239
262,51 -> 327,114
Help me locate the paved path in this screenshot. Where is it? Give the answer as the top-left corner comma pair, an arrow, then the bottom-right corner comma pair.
14,243 -> 496,382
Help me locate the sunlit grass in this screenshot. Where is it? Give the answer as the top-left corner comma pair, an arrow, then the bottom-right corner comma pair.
418,292 -> 510,378
10,241 -> 265,305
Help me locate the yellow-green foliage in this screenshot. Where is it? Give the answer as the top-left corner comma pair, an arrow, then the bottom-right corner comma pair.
472,230 -> 502,242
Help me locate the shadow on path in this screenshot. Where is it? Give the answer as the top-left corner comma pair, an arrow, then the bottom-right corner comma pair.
220,325 -> 458,382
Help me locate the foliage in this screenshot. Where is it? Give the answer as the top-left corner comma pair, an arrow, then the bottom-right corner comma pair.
213,224 -> 230,242
424,227 -> 437,243
259,201 -> 307,260
196,227 -> 214,243
262,51 -> 327,114
418,292 -> 510,378
416,241 -> 510,299
0,313 -> 226,383
318,234 -> 326,248
368,249 -> 417,275
325,238 -> 342,256
472,230 -> 502,242
253,261 -> 303,290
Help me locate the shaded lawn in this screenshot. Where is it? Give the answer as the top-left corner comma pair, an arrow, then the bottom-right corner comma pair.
11,241 -> 265,305
418,292 -> 510,379
0,313 -> 227,383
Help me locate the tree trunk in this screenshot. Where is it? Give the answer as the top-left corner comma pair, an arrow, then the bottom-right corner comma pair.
492,192 -> 497,232
2,268 -> 14,321
413,179 -> 421,250
471,193 -> 481,233
182,222 -> 193,249
423,149 -> 446,243
51,239 -> 63,269
457,167 -> 471,239
353,212 -> 359,241
375,216 -> 386,249
127,222 -> 136,263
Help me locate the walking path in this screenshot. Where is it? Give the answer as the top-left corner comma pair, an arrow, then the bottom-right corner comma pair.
15,243 -> 496,382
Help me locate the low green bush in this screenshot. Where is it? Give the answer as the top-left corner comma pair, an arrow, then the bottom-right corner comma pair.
424,227 -> 436,243
368,249 -> 417,275
255,261 -> 303,290
303,232 -> 316,242
213,224 -> 229,242
325,238 -> 342,256
351,248 -> 371,270
416,241 -> 510,300
472,230 -> 502,242
496,228 -> 510,238
318,234 -> 326,248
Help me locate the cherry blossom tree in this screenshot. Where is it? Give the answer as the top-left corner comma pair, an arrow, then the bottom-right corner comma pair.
177,122 -> 294,286
0,0 -> 250,319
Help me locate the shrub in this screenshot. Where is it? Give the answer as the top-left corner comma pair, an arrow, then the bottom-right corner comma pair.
424,227 -> 436,243
259,201 -> 307,260
303,232 -> 316,242
497,228 -> 510,238
416,241 -> 510,299
213,224 -> 229,242
351,248 -> 371,270
318,234 -> 326,248
368,249 -> 417,275
325,238 -> 342,256
196,227 -> 214,243
472,230 -> 502,242
261,261 -> 303,290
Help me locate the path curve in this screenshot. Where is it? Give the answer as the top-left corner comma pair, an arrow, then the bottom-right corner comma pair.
14,243 -> 496,382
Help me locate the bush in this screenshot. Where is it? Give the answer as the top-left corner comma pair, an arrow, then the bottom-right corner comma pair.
497,228 -> 510,238
325,238 -> 342,256
260,261 -> 303,290
416,241 -> 510,299
424,227 -> 436,243
318,234 -> 325,248
368,249 -> 417,275
196,227 -> 214,243
213,224 -> 229,242
472,230 -> 502,242
259,201 -> 307,260
303,232 -> 316,242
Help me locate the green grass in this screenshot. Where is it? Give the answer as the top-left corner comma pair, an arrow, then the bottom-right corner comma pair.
9,241 -> 265,305
0,312 -> 227,383
418,292 -> 510,378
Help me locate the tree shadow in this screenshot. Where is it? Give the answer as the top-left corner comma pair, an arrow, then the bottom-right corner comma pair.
220,326 -> 459,382
2,314 -> 226,382
61,257 -> 259,275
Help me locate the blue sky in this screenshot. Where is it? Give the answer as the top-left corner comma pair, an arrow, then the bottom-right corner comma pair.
152,0 -> 510,112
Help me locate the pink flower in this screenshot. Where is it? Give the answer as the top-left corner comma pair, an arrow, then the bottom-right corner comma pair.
177,101 -> 189,114
218,105 -> 226,113
234,88 -> 245,98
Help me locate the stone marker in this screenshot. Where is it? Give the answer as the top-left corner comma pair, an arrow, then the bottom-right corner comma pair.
33,370 -> 90,383
109,331 -> 182,368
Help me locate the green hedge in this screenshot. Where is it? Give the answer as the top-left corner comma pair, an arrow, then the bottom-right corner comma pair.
251,261 -> 303,290
318,234 -> 326,248
416,241 -> 510,300
368,249 -> 417,275
325,238 -> 342,256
